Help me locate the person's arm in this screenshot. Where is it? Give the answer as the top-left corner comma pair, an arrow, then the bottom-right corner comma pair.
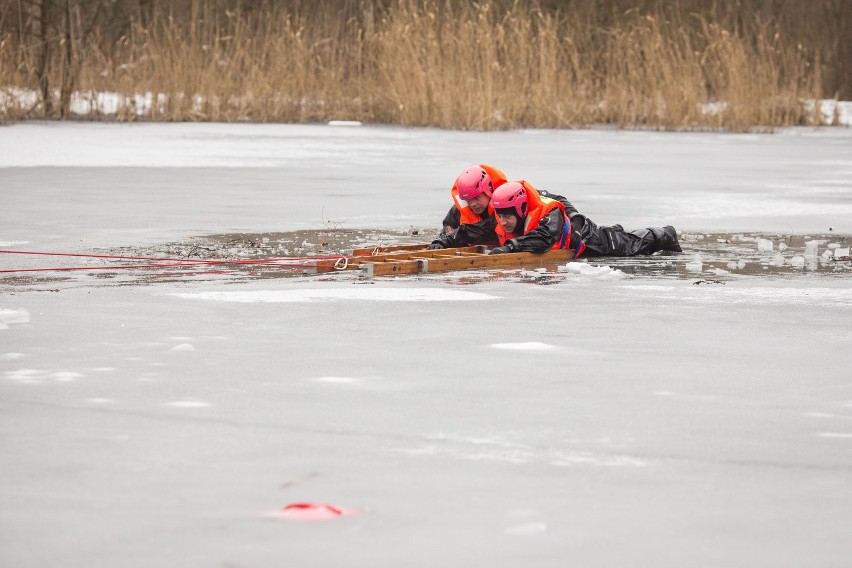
430,216 -> 499,249
505,210 -> 565,253
441,206 -> 461,234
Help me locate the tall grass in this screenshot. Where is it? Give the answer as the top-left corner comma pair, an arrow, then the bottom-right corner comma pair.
0,0 -> 843,130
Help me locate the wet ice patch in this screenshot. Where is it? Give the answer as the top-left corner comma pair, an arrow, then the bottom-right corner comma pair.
489,342 -> 560,351
0,241 -> 29,246
170,343 -> 195,352
172,288 -> 496,303
0,308 -> 30,329
817,432 -> 852,439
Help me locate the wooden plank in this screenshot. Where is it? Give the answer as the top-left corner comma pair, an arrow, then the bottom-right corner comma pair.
312,246 -> 484,272
312,246 -> 575,276
351,245 -> 484,258
360,248 -> 575,277
364,259 -> 421,276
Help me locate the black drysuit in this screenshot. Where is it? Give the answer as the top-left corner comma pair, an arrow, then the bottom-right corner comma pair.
434,190 -> 681,255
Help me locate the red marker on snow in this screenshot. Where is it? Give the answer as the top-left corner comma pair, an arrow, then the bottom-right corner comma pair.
266,502 -> 357,521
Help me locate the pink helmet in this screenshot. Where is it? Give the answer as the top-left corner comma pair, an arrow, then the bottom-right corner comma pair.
490,181 -> 528,218
456,166 -> 494,201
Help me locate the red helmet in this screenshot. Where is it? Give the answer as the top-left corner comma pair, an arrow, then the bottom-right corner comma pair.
456,166 -> 495,201
490,181 -> 528,218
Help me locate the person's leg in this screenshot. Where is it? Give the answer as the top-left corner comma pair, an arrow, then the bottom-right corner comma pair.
648,226 -> 682,253
581,220 -> 681,256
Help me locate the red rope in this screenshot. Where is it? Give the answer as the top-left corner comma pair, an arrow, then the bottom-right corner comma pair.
0,261 -> 326,273
0,249 -> 346,274
0,249 -> 348,262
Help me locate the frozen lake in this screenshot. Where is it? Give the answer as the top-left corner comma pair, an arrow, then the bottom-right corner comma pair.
1,123 -> 851,567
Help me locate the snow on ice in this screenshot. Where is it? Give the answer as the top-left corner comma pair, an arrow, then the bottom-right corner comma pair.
1,121 -> 851,568
171,288 -> 497,303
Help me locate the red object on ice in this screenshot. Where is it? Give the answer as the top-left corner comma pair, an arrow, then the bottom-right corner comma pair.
267,502 -> 355,521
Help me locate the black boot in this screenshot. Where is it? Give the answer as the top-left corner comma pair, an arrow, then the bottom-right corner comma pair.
650,226 -> 682,253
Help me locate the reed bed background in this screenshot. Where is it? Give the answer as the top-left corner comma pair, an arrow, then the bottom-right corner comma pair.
1,0 -> 849,130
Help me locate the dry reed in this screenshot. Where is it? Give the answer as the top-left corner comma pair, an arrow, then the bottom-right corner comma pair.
0,0 -> 843,131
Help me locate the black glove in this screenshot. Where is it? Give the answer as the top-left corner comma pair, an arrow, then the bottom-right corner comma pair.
426,243 -> 444,250
489,246 -> 512,255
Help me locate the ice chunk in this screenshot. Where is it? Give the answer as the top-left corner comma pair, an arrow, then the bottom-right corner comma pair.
756,238 -> 773,252
822,250 -> 833,259
789,255 -> 805,267
803,240 -> 820,256
736,259 -> 746,269
558,263 -> 626,279
769,254 -> 785,266
685,257 -> 703,272
778,242 -> 789,252
834,247 -> 850,258
726,262 -> 738,270
827,243 -> 840,250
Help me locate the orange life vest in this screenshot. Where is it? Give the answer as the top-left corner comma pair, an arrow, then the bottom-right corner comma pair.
494,181 -> 570,250
449,164 -> 508,225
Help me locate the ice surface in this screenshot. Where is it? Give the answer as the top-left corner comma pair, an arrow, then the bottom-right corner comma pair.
172,288 -> 497,302
488,342 -> 560,351
2,123 -> 852,239
1,123 -> 851,568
